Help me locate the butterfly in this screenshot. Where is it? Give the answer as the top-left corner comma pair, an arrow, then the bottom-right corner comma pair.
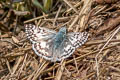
25,24 -> 89,62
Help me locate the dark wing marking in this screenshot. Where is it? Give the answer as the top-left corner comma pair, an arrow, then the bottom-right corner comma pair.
25,24 -> 56,43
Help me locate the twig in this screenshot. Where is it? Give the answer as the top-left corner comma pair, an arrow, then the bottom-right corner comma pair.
24,9 -> 65,23
17,54 -> 28,78
55,60 -> 65,80
68,0 -> 92,30
63,0 -> 78,14
85,39 -> 120,46
53,4 -> 63,27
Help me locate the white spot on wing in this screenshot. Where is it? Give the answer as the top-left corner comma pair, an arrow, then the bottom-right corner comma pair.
40,41 -> 47,48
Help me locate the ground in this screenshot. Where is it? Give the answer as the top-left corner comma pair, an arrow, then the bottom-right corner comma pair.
0,0 -> 120,80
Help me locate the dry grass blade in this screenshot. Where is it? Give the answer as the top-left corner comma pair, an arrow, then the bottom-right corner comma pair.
63,0 -> 78,14
68,0 -> 92,31
86,39 -> 120,46
32,61 -> 49,80
17,54 -> 28,78
24,9 -> 65,23
53,4 -> 63,27
55,60 -> 65,80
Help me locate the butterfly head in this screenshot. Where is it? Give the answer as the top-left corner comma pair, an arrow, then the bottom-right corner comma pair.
59,27 -> 67,35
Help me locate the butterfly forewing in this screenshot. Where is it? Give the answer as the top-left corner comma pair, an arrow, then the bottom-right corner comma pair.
25,24 -> 56,43
67,32 -> 88,48
25,24 -> 57,60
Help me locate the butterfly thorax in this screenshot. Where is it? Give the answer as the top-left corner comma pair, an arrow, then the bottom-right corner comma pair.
53,27 -> 66,49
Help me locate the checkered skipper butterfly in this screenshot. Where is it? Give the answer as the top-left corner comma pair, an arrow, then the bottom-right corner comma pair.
25,24 -> 88,62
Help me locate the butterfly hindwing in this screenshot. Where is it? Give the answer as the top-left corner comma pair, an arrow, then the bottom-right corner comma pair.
32,42 -> 54,60
57,39 -> 75,60
57,32 -> 89,60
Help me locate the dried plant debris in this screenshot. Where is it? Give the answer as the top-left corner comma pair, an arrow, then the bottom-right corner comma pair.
0,0 -> 120,80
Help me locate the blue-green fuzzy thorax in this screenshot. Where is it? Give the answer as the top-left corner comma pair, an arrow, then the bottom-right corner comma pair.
54,27 -> 66,49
